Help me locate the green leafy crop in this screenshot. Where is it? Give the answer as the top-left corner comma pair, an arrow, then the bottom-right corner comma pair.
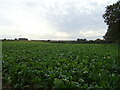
2,41 -> 120,89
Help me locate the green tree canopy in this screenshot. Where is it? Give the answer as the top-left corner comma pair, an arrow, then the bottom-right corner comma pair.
103,0 -> 120,43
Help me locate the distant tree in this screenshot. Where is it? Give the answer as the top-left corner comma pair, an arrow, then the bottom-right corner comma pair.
18,38 -> 28,41
77,38 -> 80,41
3,38 -> 6,41
103,1 -> 120,43
83,38 -> 87,41
14,38 -> 17,40
96,38 -> 102,41
77,38 -> 87,42
47,40 -> 51,42
95,38 -> 105,43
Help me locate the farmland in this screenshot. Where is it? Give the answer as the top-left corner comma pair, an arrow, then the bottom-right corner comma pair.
2,41 -> 120,88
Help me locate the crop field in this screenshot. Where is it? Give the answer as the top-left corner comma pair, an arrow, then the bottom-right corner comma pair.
2,41 -> 120,88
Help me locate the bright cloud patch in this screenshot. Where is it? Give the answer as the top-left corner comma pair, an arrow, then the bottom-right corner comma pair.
79,30 -> 106,38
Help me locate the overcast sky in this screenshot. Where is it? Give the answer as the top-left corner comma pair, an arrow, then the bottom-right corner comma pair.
0,0 -> 118,40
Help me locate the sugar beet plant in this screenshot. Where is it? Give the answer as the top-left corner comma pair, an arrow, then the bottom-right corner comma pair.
2,41 -> 120,88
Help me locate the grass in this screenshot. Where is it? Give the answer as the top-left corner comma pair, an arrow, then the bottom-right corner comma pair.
2,41 -> 120,88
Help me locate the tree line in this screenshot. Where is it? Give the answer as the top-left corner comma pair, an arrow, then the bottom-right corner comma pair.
103,0 -> 120,43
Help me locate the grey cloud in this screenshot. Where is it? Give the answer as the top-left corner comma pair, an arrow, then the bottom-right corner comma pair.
45,2 -> 106,35
40,1 -> 109,40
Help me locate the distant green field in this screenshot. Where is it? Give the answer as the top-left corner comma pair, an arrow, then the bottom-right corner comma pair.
2,41 -> 119,88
